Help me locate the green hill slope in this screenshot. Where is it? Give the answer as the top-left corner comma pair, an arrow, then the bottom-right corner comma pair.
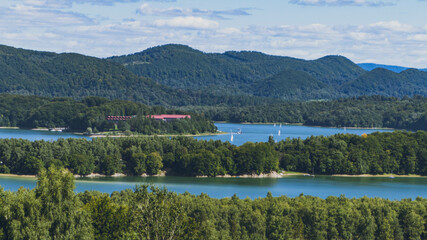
340,68 -> 427,97
252,69 -> 334,99
0,45 -> 185,105
108,44 -> 366,97
1,44 -> 427,105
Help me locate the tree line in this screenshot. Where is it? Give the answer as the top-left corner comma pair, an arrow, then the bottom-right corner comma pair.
0,94 -> 216,135
0,131 -> 425,176
0,167 -> 426,239
2,94 -> 425,134
184,95 -> 427,131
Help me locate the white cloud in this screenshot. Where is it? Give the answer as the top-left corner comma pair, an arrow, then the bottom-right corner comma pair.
1,1 -> 427,68
154,16 -> 219,29
408,34 -> 427,41
289,0 -> 396,7
22,0 -> 140,8
369,21 -> 415,32
137,3 -> 252,19
217,28 -> 242,35
0,5 -> 94,27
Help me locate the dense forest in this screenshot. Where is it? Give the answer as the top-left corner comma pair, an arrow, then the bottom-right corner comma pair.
0,44 -> 275,107
0,94 -> 216,135
1,167 -> 426,239
1,43 -> 427,240
183,95 -> 427,131
0,131 -> 425,176
1,94 -> 426,132
110,44 -> 427,99
2,44 -> 427,107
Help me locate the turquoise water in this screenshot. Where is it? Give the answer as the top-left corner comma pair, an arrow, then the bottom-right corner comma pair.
196,123 -> 393,146
0,128 -> 90,141
0,124 -> 392,146
0,175 -> 425,200
0,124 -> 420,200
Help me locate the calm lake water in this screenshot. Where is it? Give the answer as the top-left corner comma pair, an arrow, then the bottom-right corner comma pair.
195,123 -> 393,146
0,124 -> 422,200
0,128 -> 90,141
0,175 -> 425,200
0,123 -> 393,146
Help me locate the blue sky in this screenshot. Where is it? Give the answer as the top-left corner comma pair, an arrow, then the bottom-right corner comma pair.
1,0 -> 427,67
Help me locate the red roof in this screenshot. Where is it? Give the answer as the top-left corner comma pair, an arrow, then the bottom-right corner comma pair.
107,116 -> 134,121
147,114 -> 191,120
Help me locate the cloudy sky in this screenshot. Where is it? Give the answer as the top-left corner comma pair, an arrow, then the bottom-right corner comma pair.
1,0 -> 427,67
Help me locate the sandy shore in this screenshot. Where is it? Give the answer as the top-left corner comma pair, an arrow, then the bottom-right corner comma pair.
2,172 -> 424,179
88,131 -> 227,138
0,127 -> 19,129
74,173 -> 127,178
0,173 -> 37,178
31,128 -> 49,131
197,171 -> 307,178
1,173 -> 127,179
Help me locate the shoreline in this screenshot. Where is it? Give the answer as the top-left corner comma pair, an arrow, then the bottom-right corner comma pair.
87,131 -> 227,138
216,122 -> 396,130
0,124 -> 401,134
2,172 -> 424,179
0,173 -> 37,178
0,126 -> 226,138
0,127 -> 19,129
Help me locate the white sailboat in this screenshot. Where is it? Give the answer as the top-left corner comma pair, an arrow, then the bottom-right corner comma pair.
278,130 -> 281,136
230,129 -> 234,142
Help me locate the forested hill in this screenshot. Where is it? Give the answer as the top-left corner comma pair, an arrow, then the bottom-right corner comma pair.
0,44 -> 329,105
340,68 -> 427,97
109,44 -> 427,99
0,44 -> 183,105
108,44 -> 364,99
2,44 -> 427,104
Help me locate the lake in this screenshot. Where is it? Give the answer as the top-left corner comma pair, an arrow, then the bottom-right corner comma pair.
195,123 -> 393,146
0,128 -> 90,141
0,124 -> 421,200
0,175 -> 425,200
0,123 -> 392,146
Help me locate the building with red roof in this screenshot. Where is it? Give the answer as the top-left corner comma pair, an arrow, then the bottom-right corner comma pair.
147,114 -> 191,122
106,116 -> 135,121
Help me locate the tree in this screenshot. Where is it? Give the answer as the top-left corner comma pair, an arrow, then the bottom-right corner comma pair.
68,154 -> 95,175
98,155 -> 122,175
83,195 -> 130,240
146,152 -> 163,175
131,185 -> 186,239
35,166 -> 93,239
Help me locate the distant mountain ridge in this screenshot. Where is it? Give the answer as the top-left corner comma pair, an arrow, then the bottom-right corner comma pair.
110,44 -> 427,99
108,44 -> 365,99
358,63 -> 427,73
0,44 -> 426,105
